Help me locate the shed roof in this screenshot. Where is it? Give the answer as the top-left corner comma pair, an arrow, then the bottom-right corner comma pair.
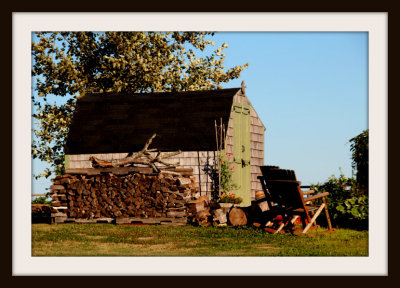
65,88 -> 242,154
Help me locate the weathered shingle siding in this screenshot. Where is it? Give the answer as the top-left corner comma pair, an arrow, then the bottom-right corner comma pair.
249,104 -> 264,197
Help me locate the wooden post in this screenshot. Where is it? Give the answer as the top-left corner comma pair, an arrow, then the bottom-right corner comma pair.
322,197 -> 333,230
219,117 -> 223,197
197,151 -> 202,196
215,120 -> 220,197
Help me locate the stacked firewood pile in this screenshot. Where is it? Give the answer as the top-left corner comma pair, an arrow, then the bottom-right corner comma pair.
49,168 -> 199,222
186,196 -> 230,226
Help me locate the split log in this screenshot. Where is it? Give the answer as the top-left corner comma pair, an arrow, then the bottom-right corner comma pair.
50,185 -> 65,191
189,195 -> 209,205
195,208 -> 211,225
187,201 -> 205,214
176,177 -> 192,187
167,210 -> 187,218
212,208 -> 227,224
257,200 -> 269,212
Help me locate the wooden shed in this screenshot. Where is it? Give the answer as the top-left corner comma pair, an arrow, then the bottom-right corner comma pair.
64,87 -> 266,206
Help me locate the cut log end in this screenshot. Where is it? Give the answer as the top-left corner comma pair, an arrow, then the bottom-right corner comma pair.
228,207 -> 248,226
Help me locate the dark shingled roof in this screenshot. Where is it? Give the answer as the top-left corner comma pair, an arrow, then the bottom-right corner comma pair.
65,88 -> 241,154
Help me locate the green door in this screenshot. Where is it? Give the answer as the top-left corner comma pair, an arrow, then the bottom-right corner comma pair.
232,102 -> 251,207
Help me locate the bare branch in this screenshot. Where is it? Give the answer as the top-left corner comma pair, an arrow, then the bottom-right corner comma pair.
89,133 -> 181,172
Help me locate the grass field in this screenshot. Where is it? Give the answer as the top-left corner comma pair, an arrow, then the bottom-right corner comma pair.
32,224 -> 368,256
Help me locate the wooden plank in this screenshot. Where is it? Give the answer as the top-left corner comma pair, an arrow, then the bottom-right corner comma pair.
160,170 -> 193,176
75,218 -> 113,224
52,217 -> 115,224
161,218 -> 187,224
166,211 -> 187,218
301,190 -> 315,195
65,168 -> 93,175
159,222 -> 186,226
65,167 -> 153,175
51,212 -> 68,217
32,194 -> 47,197
53,216 -> 68,223
304,192 -> 329,202
163,168 -> 193,173
322,197 -> 333,230
302,204 -> 325,234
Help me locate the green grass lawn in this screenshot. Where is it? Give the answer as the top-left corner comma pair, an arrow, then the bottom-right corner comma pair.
32,224 -> 368,256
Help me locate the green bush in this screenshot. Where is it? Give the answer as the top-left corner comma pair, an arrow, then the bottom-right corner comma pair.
336,195 -> 368,222
32,196 -> 52,205
311,174 -> 368,230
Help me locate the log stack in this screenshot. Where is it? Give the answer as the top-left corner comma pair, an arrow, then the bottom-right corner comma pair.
49,168 -> 198,223
186,196 -> 229,226
186,196 -> 212,226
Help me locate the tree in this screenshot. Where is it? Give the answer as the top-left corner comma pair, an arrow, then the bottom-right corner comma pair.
349,129 -> 369,194
32,32 -> 249,178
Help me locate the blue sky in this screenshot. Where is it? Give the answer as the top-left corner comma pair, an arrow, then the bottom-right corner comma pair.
32,31 -> 368,194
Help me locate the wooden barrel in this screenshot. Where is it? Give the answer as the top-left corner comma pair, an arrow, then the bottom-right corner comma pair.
228,207 -> 248,226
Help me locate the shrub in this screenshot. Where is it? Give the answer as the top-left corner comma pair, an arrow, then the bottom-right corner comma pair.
336,195 -> 368,223
311,174 -> 368,230
32,196 -> 52,205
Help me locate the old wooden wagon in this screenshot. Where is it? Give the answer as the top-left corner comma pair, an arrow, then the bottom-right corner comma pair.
64,86 -> 265,206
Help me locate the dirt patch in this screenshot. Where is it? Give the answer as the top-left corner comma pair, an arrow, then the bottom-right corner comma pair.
136,237 -> 154,241
145,243 -> 175,250
87,235 -> 106,240
255,244 -> 281,250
